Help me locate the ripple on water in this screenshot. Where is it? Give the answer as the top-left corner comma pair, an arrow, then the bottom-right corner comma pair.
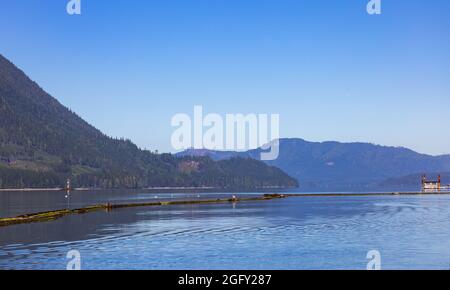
2,195 -> 450,269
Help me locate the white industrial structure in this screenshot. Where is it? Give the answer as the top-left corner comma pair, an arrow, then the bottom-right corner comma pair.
422,175 -> 450,192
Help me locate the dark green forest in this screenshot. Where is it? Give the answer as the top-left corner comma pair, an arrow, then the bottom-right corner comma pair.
0,54 -> 298,189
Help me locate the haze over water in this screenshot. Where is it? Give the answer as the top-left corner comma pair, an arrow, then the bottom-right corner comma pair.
1,191 -> 450,270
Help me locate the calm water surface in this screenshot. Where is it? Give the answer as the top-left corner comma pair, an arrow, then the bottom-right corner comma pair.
1,190 -> 450,270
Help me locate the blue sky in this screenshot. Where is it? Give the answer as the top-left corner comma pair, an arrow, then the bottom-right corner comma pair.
1,0 -> 449,155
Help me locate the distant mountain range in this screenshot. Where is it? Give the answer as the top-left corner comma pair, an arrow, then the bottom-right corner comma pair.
178,139 -> 450,190
3,52 -> 447,191
379,172 -> 450,188
0,54 -> 297,189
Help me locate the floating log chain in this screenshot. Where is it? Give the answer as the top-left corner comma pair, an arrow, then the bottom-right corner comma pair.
2,191 -> 449,228
0,194 -> 287,227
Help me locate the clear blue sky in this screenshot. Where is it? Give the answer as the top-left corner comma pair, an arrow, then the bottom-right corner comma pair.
1,0 -> 449,155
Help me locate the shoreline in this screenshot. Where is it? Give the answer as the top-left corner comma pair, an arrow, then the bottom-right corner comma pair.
0,188 -> 65,192
0,186 -> 294,193
1,191 -> 450,228
287,191 -> 450,197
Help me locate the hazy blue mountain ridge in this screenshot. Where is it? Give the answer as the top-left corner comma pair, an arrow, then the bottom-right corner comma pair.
178,139 -> 450,189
